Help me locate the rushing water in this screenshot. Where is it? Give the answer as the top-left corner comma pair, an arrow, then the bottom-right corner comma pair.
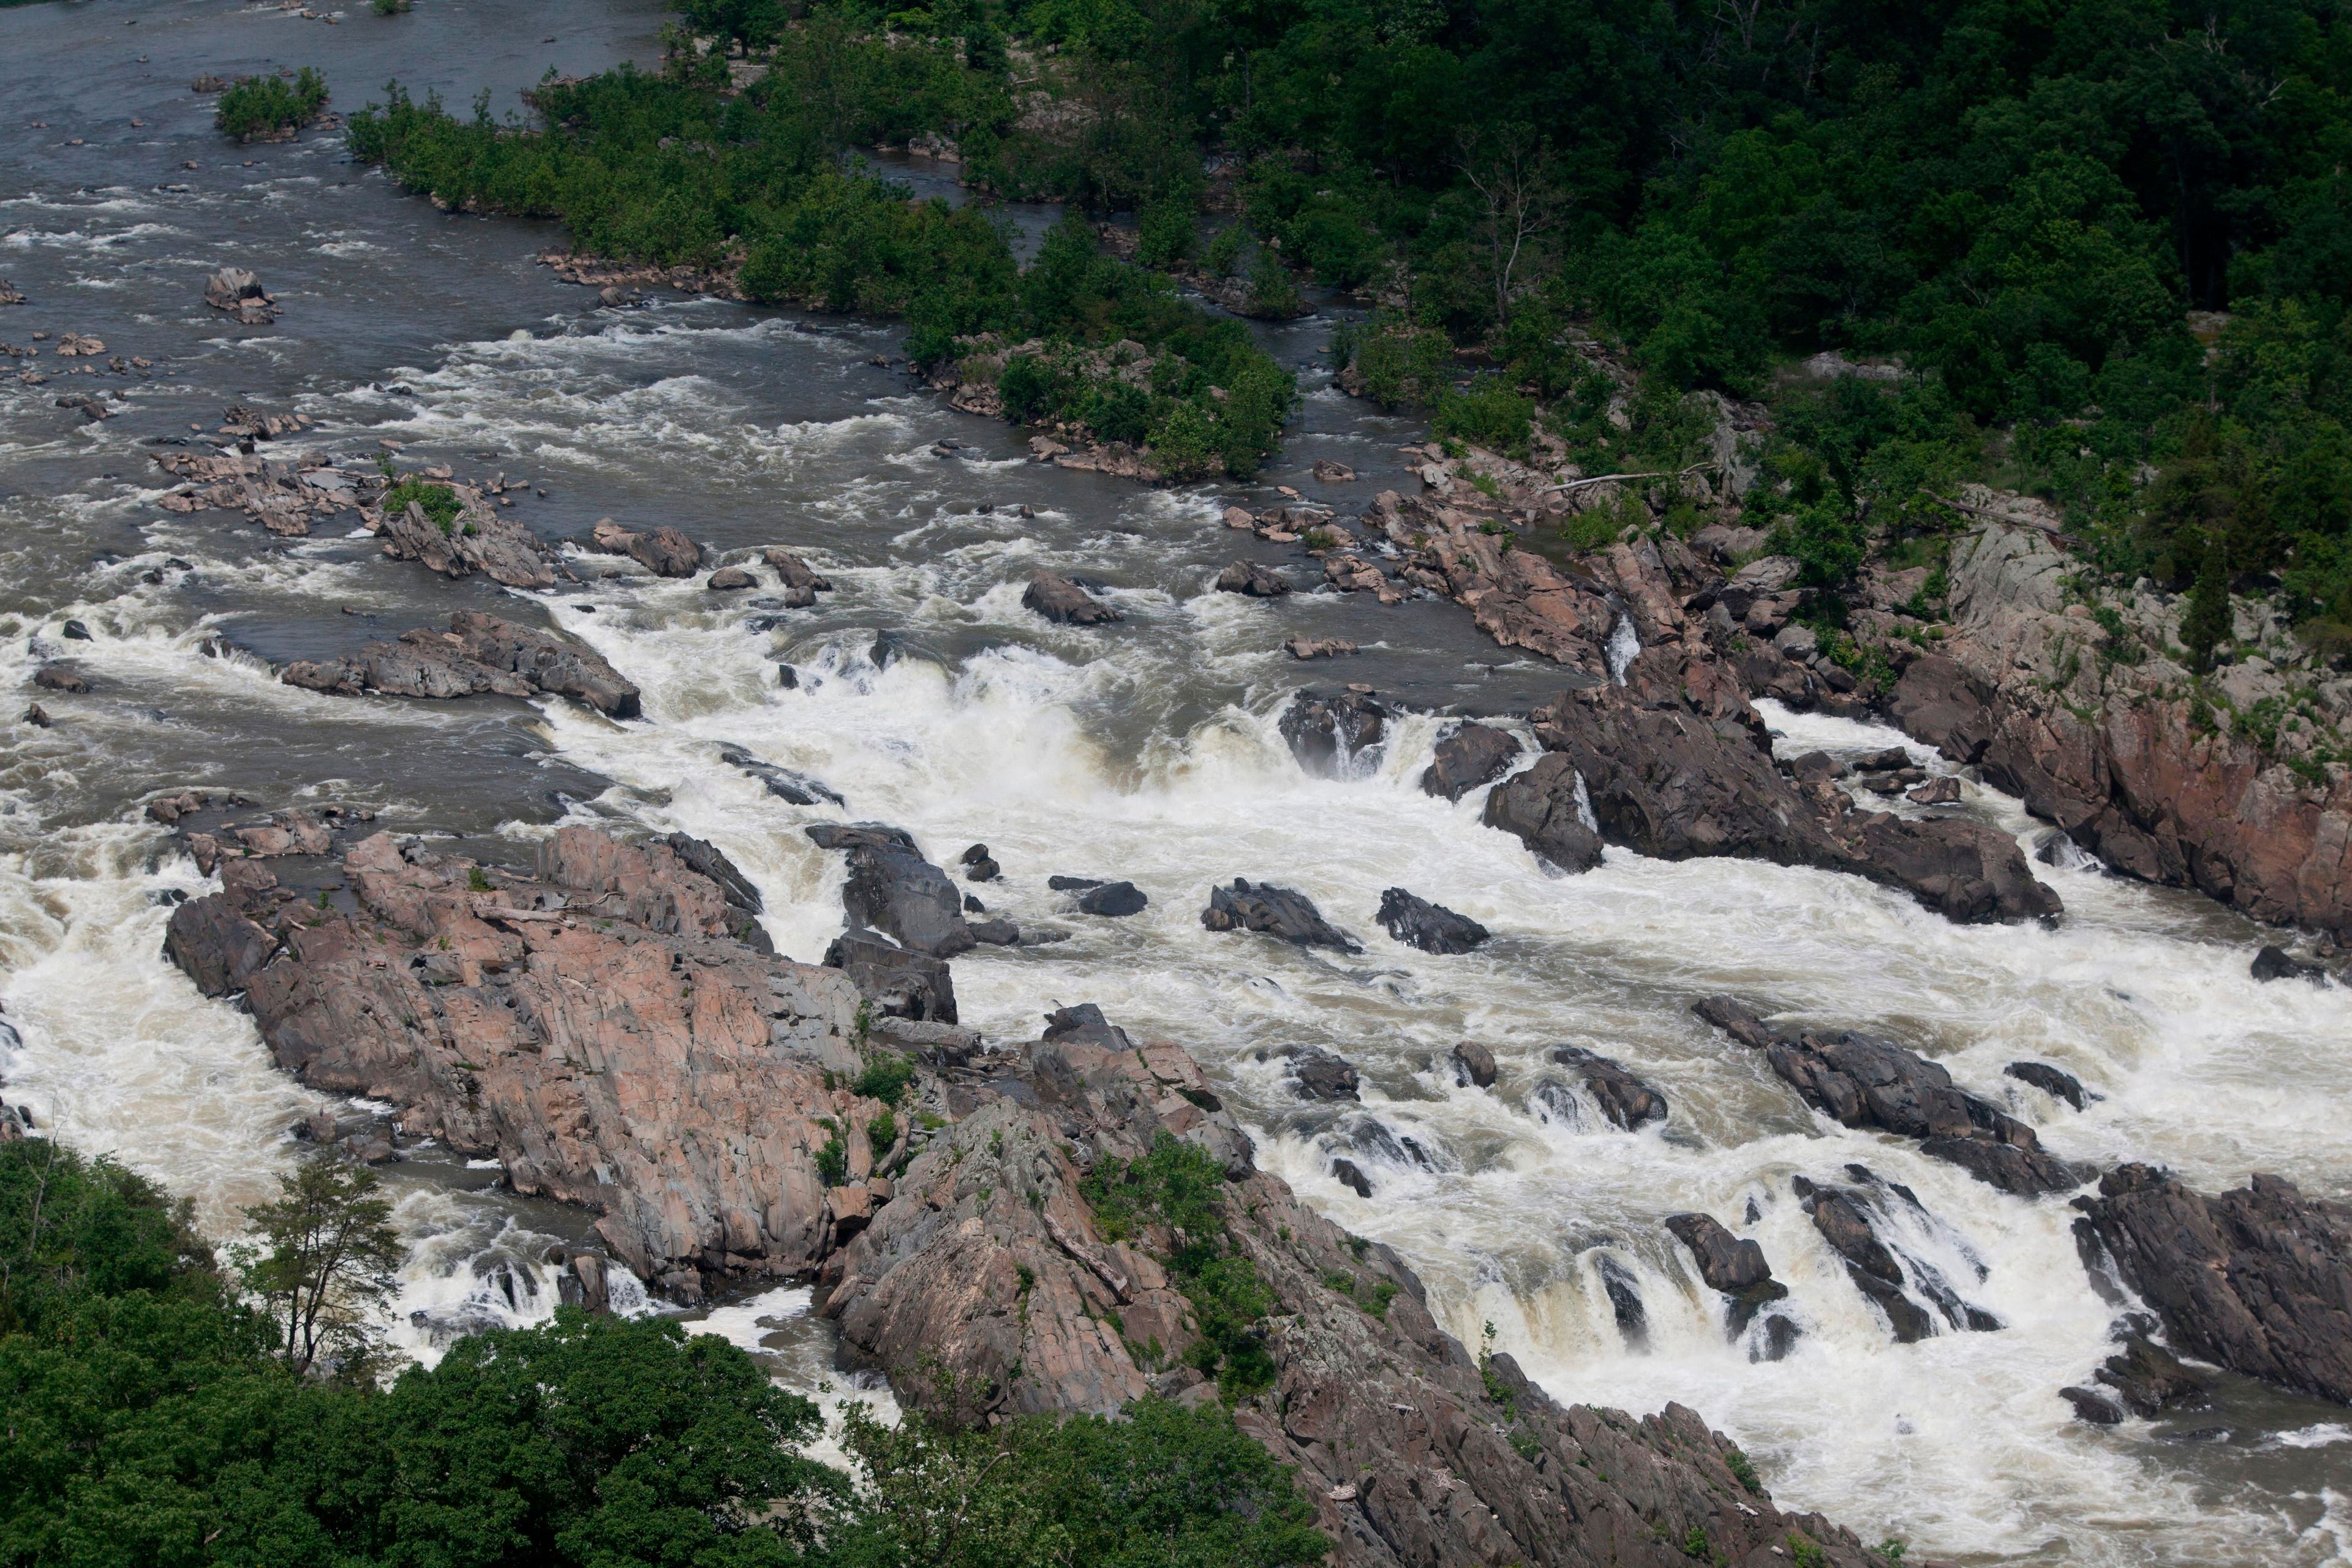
4,2 -> 2350,1561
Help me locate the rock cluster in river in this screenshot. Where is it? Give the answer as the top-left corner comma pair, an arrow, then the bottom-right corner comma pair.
280,611 -> 640,717
1693,998 -> 2079,1195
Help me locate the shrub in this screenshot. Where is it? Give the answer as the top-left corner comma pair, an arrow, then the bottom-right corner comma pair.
216,68 -> 329,140
380,477 -> 462,536
853,1052 -> 918,1108
1434,379 -> 1536,459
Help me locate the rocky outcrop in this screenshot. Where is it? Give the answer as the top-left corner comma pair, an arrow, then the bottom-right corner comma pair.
203,266 -> 277,323
1367,491 -> 1619,676
152,443 -> 373,538
281,611 -> 641,717
382,498 -> 559,590
1664,1213 -> 1789,1338
1880,521 -> 2352,933
720,746 -> 846,807
1494,649 -> 2060,924
162,824 -> 867,1297
1022,569 -> 1123,625
2060,1327 -> 2207,1422
1279,689 -> 1387,776
2085,1165 -> 2352,1404
1374,888 -> 1489,953
807,823 -> 974,958
1694,1002 -> 2078,1196
824,930 -> 957,1023
1550,1047 -> 1668,1129
819,1006 -> 1882,1567
590,518 -> 703,576
1201,878 -> 1362,953
1420,722 -> 1523,801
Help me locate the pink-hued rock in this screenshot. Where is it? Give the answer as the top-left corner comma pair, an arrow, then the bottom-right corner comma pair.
164,824 -> 870,1296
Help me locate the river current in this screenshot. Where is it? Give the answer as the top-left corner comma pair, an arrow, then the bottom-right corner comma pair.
3,3 -> 2349,1562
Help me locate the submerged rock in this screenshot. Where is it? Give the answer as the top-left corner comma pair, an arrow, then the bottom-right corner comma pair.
2251,944 -> 2327,983
1076,880 -> 1148,917
1286,1046 -> 1362,1102
1450,1039 -> 1497,1088
2005,1059 -> 2091,1110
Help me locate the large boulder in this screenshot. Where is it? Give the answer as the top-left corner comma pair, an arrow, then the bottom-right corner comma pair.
1550,1046 -> 1667,1130
1215,560 -> 1291,598
1374,888 -> 1489,954
1022,569 -> 1123,625
2086,1165 -> 2352,1404
1420,722 -> 1522,801
1664,1213 -> 1789,1337
813,825 -> 974,958
590,518 -> 703,576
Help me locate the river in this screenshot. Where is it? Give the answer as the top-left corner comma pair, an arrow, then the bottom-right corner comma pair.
2,2 -> 2348,1562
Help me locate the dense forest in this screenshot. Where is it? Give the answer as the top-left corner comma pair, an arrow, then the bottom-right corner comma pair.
0,1138 -> 1325,1567
349,0 -> 2352,641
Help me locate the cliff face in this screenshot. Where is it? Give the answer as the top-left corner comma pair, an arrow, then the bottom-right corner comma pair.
1882,522 -> 2352,932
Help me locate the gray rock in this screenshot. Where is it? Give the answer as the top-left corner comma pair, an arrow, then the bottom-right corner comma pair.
1287,1046 -> 1360,1101
1419,722 -> 1522,801
1375,887 -> 1489,954
2252,944 -> 2326,983
1550,1046 -> 1667,1129
1215,560 -> 1291,597
1278,688 -> 1387,777
707,565 -> 756,590
2005,1060 -> 2090,1110
1022,569 -> 1123,625
1200,878 -> 1361,953
2087,1165 -> 2352,1404
1077,881 -> 1147,917
282,611 -> 642,718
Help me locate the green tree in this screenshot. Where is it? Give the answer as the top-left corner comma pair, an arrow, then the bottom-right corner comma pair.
238,1159 -> 402,1378
2182,530 -> 2234,674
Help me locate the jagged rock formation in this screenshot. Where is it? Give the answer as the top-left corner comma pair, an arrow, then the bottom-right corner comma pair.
1201,878 -> 1362,953
1692,998 -> 2079,1195
281,611 -> 640,716
820,1003 -> 1883,1567
382,497 -> 560,589
162,824 -> 864,1297
1375,887 -> 1489,953
1420,721 -> 1523,801
1280,688 -> 1389,777
2084,1164 -> 2352,1404
1664,1213 -> 1789,1339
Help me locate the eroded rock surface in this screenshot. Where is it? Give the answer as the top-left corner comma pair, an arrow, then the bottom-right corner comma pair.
590,518 -> 703,576
1280,688 -> 1389,777
163,824 -> 866,1297
1375,887 -> 1489,953
1420,721 -> 1523,801
2086,1165 -> 2352,1404
1201,878 -> 1362,953
820,1006 -> 1882,1567
281,611 -> 640,717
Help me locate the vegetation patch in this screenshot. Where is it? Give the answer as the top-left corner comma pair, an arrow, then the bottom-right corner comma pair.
216,68 -> 329,140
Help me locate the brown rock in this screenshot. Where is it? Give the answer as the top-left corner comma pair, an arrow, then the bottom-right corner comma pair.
707,566 -> 756,590
381,499 -> 558,590
1022,569 -> 1123,625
